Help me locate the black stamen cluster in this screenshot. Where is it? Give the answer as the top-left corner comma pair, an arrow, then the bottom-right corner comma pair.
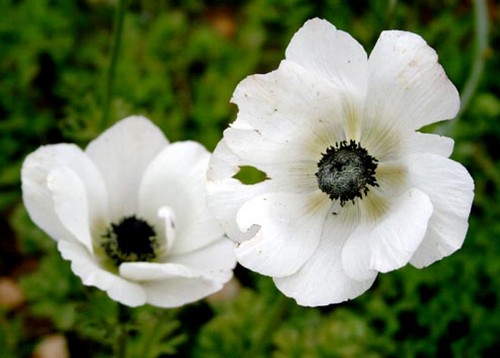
102,216 -> 157,266
316,140 -> 379,206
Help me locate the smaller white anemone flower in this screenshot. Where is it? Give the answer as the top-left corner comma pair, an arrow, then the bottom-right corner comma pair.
207,18 -> 474,306
22,116 -> 236,307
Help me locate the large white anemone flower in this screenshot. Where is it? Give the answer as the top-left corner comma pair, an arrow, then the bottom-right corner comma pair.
22,116 -> 236,307
207,18 -> 474,306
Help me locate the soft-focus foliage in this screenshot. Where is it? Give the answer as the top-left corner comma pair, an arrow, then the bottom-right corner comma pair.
1,0 -> 499,356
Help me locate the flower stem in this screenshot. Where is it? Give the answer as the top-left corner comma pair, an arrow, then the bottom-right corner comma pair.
473,143 -> 500,189
244,294 -> 289,358
140,310 -> 167,358
115,303 -> 130,358
101,0 -> 128,130
383,0 -> 398,29
458,0 -> 489,118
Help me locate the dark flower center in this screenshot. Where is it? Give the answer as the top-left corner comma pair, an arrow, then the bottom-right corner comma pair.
316,140 -> 379,206
102,216 -> 157,265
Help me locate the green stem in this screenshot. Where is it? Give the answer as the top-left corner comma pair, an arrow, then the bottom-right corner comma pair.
115,303 -> 130,358
383,0 -> 398,29
458,0 -> 489,118
473,144 -> 500,189
101,0 -> 128,130
140,310 -> 168,358
244,294 -> 289,358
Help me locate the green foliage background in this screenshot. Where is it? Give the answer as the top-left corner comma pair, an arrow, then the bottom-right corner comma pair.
1,0 -> 499,357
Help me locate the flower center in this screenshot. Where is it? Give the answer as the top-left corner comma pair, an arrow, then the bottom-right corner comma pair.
102,216 -> 158,265
316,140 -> 379,206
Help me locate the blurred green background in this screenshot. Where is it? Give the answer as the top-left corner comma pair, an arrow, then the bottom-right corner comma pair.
1,0 -> 499,357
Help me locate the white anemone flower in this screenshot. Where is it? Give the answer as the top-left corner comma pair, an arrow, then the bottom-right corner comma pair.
22,116 -> 236,307
207,18 -> 474,306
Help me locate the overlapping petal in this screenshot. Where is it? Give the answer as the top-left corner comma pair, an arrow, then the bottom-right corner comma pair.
47,166 -> 94,253
231,60 -> 347,147
407,153 -> 474,267
402,132 -> 454,158
21,144 -> 108,244
119,262 -> 226,307
286,18 -> 368,104
119,262 -> 212,281
168,239 -> 235,282
138,141 -> 225,255
365,30 -> 460,131
58,240 -> 147,307
207,139 -> 274,242
223,126 -> 318,166
86,116 -> 168,220
342,188 -> 433,281
141,276 -> 223,308
274,206 -> 375,306
235,192 -> 330,277
222,127 -> 320,194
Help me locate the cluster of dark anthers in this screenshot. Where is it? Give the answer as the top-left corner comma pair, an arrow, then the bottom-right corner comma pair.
102,215 -> 158,265
316,139 -> 379,206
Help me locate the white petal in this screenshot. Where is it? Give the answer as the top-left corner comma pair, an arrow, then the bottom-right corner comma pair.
120,262 -> 211,281
407,153 -> 474,268
86,116 -> 168,219
265,160 -> 320,194
206,178 -> 267,242
403,132 -> 454,158
221,128 -> 320,195
235,192 -> 330,277
141,277 -> 223,308
21,144 -> 108,243
58,240 -> 147,307
231,60 -> 348,147
158,206 -> 176,252
223,126 -> 318,165
366,30 -> 460,131
47,167 -> 93,253
410,211 -> 469,268
168,238 -> 236,283
120,262 -> 225,307
407,153 -> 473,218
206,138 -> 242,181
285,18 -> 368,103
138,141 -> 223,255
274,206 -> 376,306
206,139 -> 274,242
342,188 -> 433,281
